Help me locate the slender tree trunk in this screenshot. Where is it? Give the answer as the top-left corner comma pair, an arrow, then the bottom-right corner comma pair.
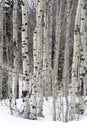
52,0 -> 62,121
42,0 -> 50,100
70,0 -> 81,120
31,0 -> 44,119
0,0 -> 4,99
47,0 -> 54,96
36,0 -> 44,117
77,0 -> 86,115
84,1 -> 87,96
63,0 -> 74,122
21,0 -> 30,119
13,0 -> 19,105
31,27 -> 38,119
4,6 -> 13,112
63,0 -> 70,122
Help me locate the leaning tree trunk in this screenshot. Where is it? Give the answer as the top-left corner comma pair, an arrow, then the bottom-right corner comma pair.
70,0 -> 81,120
21,0 -> 30,119
13,0 -> 19,105
0,0 -> 4,99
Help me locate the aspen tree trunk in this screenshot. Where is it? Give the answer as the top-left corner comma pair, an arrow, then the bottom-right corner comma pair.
21,0 -> 30,119
4,4 -> 13,111
63,0 -> 70,122
0,0 -> 4,99
45,0 -> 51,99
5,25 -> 13,114
84,1 -> 87,96
42,0 -> 50,100
63,0 -> 74,122
30,0 -> 40,119
4,4 -> 12,102
70,0 -> 81,120
2,1 -> 8,99
31,0 -> 43,117
6,40 -> 13,114
31,28 -> 38,119
52,0 -> 62,121
47,0 -> 54,96
8,68 -> 13,115
13,0 -> 19,104
36,0 -> 44,117
77,0 -> 86,115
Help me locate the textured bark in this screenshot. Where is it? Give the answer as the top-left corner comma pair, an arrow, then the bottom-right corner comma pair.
42,0 -> 50,100
52,0 -> 62,121
36,0 -> 43,117
77,0 -> 86,116
21,0 -> 30,119
8,68 -> 13,115
63,0 -> 74,122
0,0 -> 4,99
70,0 -> 81,120
47,0 -> 54,96
31,0 -> 43,118
5,18 -> 12,102
31,27 -> 38,119
5,18 -> 13,113
84,1 -> 87,96
13,0 -> 19,104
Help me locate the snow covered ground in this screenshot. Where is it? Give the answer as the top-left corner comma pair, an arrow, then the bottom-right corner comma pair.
0,108 -> 87,130
0,99 -> 87,130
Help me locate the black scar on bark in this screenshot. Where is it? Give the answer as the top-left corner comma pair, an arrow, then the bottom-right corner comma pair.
22,90 -> 29,97
23,56 -> 27,59
32,106 -> 36,109
22,29 -> 25,32
80,79 -> 84,96
25,23 -> 28,25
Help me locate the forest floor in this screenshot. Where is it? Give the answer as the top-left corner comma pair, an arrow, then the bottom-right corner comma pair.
0,97 -> 87,130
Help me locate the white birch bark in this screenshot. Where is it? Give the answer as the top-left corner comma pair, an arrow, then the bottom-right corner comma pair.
21,0 -> 30,118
